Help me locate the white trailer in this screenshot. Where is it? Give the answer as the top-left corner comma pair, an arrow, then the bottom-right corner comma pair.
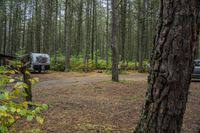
22,53 -> 50,73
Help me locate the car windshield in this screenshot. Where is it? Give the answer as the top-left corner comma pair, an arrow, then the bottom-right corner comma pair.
194,61 -> 200,66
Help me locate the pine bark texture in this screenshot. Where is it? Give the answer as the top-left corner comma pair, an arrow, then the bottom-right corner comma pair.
134,0 -> 200,133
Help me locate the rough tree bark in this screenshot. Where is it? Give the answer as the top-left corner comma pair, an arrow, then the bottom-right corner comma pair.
134,0 -> 200,133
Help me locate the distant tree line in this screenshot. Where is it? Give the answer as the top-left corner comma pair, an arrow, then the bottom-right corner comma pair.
0,0 -> 159,69
0,0 -> 199,71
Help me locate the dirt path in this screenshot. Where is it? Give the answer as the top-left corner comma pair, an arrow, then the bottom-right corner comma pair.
14,71 -> 200,133
34,71 -> 147,89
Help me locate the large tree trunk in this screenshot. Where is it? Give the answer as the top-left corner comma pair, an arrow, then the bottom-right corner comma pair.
134,0 -> 200,133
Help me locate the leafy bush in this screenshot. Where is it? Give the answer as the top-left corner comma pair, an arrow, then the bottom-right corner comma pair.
0,66 -> 48,133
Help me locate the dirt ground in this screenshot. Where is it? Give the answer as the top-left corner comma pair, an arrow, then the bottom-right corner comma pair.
14,71 -> 200,133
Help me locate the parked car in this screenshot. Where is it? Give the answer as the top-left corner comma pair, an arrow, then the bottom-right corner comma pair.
21,53 -> 50,73
192,60 -> 200,79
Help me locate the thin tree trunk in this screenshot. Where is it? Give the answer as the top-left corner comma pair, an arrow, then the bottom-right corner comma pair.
22,2 -> 27,50
84,0 -> 91,72
136,0 -> 141,64
3,0 -> 7,54
91,0 -> 96,61
106,0 -> 109,66
120,0 -> 127,61
76,0 -> 83,57
35,0 -> 41,53
64,0 -> 70,71
54,0 -> 58,64
138,0 -> 146,72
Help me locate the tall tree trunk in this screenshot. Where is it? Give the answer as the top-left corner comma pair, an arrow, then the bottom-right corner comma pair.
84,0 -> 91,72
35,0 -> 42,53
3,0 -> 7,54
144,0 -> 149,59
127,0 -> 132,63
54,0 -> 58,64
134,0 -> 200,133
91,0 -> 96,61
22,2 -> 27,50
8,1 -> 13,55
111,0 -> 119,82
106,0 -> 109,66
95,0 -> 98,67
64,0 -> 70,71
58,1 -> 62,53
76,0 -> 83,57
136,0 -> 141,64
120,0 -> 127,61
138,0 -> 146,72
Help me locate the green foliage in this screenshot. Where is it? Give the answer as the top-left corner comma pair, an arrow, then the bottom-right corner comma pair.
0,66 -> 48,133
15,49 -> 26,57
51,56 -> 110,72
50,52 -> 150,72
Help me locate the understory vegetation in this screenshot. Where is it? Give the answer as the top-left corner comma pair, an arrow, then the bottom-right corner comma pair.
50,53 -> 150,72
0,66 -> 48,133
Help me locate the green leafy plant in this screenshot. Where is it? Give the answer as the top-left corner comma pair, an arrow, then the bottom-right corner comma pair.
0,66 -> 48,133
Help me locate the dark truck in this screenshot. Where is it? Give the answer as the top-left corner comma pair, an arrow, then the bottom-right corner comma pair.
192,60 -> 200,79
21,53 -> 50,73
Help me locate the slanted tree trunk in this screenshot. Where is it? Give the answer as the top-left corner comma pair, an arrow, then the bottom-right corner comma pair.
111,0 -> 119,82
134,0 -> 200,133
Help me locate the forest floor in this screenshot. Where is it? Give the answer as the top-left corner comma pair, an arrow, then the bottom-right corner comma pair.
14,71 -> 200,133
